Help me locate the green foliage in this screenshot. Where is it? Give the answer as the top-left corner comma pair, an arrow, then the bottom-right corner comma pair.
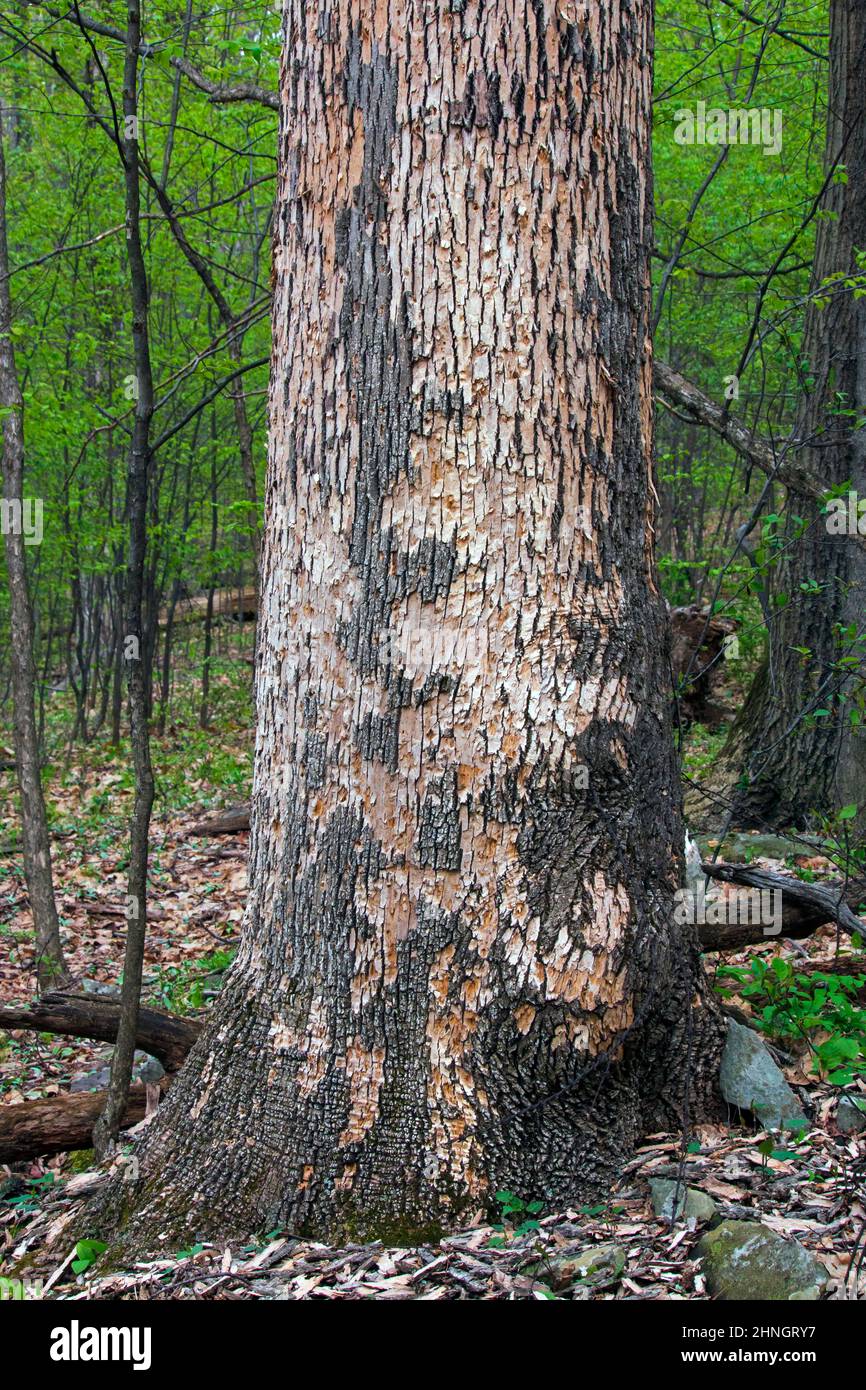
717,958 -> 866,1084
148,945 -> 236,1014
71,1239 -> 107,1275
0,1 -> 273,688
487,1190 -> 544,1247
2,1173 -> 54,1214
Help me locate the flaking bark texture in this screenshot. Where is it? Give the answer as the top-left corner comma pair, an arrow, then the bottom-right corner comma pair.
93,0 -> 723,1253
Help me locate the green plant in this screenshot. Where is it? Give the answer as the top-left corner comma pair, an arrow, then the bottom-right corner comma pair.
576,1200 -> 626,1229
717,957 -> 866,1083
487,1190 -> 544,1247
4,1173 -> 55,1215
71,1239 -> 107,1275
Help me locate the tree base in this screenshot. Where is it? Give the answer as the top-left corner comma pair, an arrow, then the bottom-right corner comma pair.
75,952 -> 725,1263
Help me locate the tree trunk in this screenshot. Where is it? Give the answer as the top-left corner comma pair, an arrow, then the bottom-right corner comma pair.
88,0 -> 724,1255
92,3 -> 156,1156
727,0 -> 866,829
0,107 -> 69,991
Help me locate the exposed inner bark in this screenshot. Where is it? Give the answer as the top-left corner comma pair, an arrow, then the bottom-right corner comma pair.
79,0 -> 725,1257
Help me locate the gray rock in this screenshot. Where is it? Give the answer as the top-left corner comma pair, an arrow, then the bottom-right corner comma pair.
837,1095 -> 866,1134
536,1242 -> 626,1291
69,1052 -> 164,1093
78,979 -> 121,998
720,1019 -> 808,1131
697,1220 -> 827,1301
70,1066 -> 111,1092
136,1056 -> 165,1085
649,1177 -> 717,1224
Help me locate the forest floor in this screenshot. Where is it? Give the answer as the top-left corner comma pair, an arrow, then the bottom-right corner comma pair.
1,638 -> 864,1298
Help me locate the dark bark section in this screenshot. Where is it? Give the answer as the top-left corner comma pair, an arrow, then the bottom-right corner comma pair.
0,992 -> 200,1072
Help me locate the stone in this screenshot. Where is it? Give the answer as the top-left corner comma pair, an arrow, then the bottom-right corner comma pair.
69,1051 -> 164,1093
720,1019 -> 808,1131
697,1221 -> 827,1301
649,1177 -> 717,1224
837,1095 -> 866,1134
538,1241 -> 626,1291
79,979 -> 121,998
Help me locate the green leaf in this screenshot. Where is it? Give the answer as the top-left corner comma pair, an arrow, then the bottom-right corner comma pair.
71,1238 -> 107,1274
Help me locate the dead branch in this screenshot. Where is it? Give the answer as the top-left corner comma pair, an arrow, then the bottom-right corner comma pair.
185,806 -> 250,836
0,991 -> 200,1071
697,862 -> 866,950
0,1080 -> 167,1163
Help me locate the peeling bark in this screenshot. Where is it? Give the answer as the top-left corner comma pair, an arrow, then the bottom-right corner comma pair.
88,0 -> 724,1255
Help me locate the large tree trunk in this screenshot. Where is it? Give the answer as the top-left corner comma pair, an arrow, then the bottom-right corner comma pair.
726,0 -> 866,829
88,0 -> 723,1255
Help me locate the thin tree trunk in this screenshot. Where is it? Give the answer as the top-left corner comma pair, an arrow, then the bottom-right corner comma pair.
87,0 -> 724,1256
726,0 -> 866,829
199,446 -> 218,729
0,107 -> 69,992
93,4 -> 156,1156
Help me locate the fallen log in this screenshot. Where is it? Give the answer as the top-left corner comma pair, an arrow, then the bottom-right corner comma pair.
158,585 -> 258,627
0,1081 -> 166,1163
185,806 -> 250,836
0,991 -> 201,1072
63,900 -> 169,922
697,863 -> 866,951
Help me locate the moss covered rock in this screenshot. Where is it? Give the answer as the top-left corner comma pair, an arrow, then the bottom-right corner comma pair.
535,1241 -> 626,1291
697,1220 -> 827,1301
